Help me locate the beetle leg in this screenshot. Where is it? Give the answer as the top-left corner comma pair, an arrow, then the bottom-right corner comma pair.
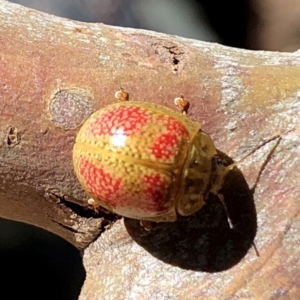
115,87 -> 129,102
87,198 -> 101,213
216,193 -> 234,229
140,220 -> 153,231
174,95 -> 190,115
252,241 -> 260,257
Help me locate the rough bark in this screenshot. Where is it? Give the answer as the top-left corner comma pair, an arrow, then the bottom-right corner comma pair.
0,1 -> 299,299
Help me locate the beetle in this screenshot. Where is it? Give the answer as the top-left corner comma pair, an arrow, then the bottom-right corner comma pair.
72,88 -> 233,228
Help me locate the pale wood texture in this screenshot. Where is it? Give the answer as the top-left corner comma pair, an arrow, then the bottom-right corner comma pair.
0,1 -> 299,299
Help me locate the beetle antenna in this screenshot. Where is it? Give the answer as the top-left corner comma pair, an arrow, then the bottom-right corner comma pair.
250,135 -> 282,192
216,134 -> 283,230
224,134 -> 283,185
233,134 -> 282,167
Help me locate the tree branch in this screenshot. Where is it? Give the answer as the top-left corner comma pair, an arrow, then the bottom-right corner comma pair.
1,1 -> 299,299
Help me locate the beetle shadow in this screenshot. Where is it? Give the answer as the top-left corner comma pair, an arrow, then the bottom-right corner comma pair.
124,156 -> 257,272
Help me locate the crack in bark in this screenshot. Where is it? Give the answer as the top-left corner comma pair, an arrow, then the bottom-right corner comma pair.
51,218 -> 85,234
46,190 -> 121,229
152,43 -> 185,73
45,191 -> 97,218
162,45 -> 184,72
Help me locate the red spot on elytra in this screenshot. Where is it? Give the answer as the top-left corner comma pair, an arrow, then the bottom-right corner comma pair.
151,133 -> 179,160
142,173 -> 168,212
151,116 -> 189,160
164,116 -> 189,136
88,106 -> 151,138
78,156 -> 122,205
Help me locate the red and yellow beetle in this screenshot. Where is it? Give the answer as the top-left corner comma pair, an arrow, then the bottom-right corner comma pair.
73,89 -> 232,227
